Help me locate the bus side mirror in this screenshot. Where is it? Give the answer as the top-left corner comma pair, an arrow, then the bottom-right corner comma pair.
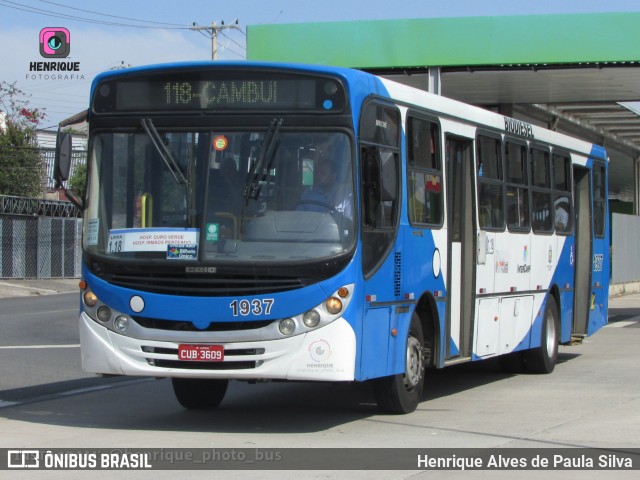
54,130 -> 84,210
54,131 -> 72,185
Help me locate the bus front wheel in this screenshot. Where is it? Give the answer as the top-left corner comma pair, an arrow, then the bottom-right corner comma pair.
171,378 -> 229,410
373,314 -> 425,414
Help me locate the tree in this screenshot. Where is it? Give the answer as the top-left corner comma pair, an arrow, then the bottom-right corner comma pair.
0,81 -> 47,197
68,161 -> 87,200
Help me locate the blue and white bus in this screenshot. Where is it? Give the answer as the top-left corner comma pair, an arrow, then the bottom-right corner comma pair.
56,62 -> 610,413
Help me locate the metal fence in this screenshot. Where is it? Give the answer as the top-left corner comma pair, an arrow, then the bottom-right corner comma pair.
612,213 -> 640,284
0,145 -> 86,192
41,147 -> 86,190
0,143 -> 86,279
0,196 -> 82,279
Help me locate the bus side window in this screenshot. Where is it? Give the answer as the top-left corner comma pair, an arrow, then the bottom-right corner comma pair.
379,149 -> 398,226
362,146 -> 398,228
553,152 -> 572,234
594,164 -> 607,238
362,146 -> 381,228
531,147 -> 553,233
361,144 -> 400,276
407,115 -> 443,227
476,134 -> 504,230
505,141 -> 530,232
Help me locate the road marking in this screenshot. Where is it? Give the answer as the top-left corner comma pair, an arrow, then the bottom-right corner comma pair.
10,309 -> 79,316
0,344 -> 80,350
0,309 -> 78,319
605,321 -> 638,328
0,378 -> 155,410
0,281 -> 66,294
58,384 -> 124,397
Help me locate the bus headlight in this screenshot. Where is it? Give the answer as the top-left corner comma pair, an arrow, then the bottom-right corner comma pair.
114,315 -> 130,333
279,318 -> 296,336
96,305 -> 112,322
303,309 -> 321,328
83,290 -> 98,307
279,285 -> 352,336
79,284 -> 135,336
325,297 -> 343,315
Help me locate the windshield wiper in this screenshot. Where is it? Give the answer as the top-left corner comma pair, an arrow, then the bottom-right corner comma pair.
239,118 -> 283,233
141,118 -> 195,227
243,118 -> 283,202
141,118 -> 188,186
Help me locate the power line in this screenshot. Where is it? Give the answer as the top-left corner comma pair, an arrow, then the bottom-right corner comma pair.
2,1 -> 248,60
36,0 -> 187,27
219,30 -> 246,51
217,42 -> 245,60
217,39 -> 246,59
0,0 -> 191,29
190,21 -> 241,60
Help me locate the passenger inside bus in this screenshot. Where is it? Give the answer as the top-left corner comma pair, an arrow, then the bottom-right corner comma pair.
297,160 -> 338,210
296,136 -> 352,220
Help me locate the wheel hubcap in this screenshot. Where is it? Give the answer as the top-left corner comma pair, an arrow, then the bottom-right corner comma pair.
404,335 -> 423,390
545,310 -> 557,355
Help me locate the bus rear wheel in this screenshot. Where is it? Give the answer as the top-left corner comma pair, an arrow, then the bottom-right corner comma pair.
373,314 -> 425,414
525,297 -> 559,374
171,378 -> 229,410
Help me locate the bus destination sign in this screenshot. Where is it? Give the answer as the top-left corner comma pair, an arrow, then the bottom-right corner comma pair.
92,71 -> 346,114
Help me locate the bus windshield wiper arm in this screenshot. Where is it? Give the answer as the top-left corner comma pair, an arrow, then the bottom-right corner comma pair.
141,118 -> 188,186
244,118 -> 283,202
239,118 -> 283,233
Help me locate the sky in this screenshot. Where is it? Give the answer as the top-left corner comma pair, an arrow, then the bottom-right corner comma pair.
1,0 -> 640,130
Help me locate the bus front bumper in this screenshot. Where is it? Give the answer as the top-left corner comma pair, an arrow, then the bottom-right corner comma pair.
79,312 -> 356,381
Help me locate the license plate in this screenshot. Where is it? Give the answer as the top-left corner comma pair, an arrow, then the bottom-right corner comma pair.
178,344 -> 224,362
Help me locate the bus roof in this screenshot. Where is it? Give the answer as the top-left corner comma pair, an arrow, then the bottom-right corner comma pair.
90,61 -> 606,160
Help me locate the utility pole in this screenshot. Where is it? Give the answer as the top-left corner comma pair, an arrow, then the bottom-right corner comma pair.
190,21 -> 240,60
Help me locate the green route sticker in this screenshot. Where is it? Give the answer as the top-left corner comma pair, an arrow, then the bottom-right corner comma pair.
206,223 -> 219,242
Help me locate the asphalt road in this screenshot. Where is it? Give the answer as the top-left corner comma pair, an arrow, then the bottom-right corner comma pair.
0,289 -> 639,479
0,292 -> 127,402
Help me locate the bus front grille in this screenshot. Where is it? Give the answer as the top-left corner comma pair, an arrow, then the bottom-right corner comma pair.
100,272 -> 305,296
153,360 -> 257,370
133,317 -> 273,332
143,346 -> 264,370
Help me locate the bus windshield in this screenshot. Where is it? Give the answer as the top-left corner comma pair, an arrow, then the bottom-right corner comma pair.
84,128 -> 355,264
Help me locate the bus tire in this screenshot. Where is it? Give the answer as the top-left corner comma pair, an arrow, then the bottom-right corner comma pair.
525,297 -> 559,374
171,378 -> 229,410
373,314 -> 425,414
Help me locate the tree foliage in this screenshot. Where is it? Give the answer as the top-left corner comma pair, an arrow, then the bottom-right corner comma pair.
68,161 -> 87,200
0,81 -> 47,197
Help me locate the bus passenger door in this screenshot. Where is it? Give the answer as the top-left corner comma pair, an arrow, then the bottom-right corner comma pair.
589,163 -> 609,333
573,166 -> 592,336
358,102 -> 403,380
445,136 -> 476,360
